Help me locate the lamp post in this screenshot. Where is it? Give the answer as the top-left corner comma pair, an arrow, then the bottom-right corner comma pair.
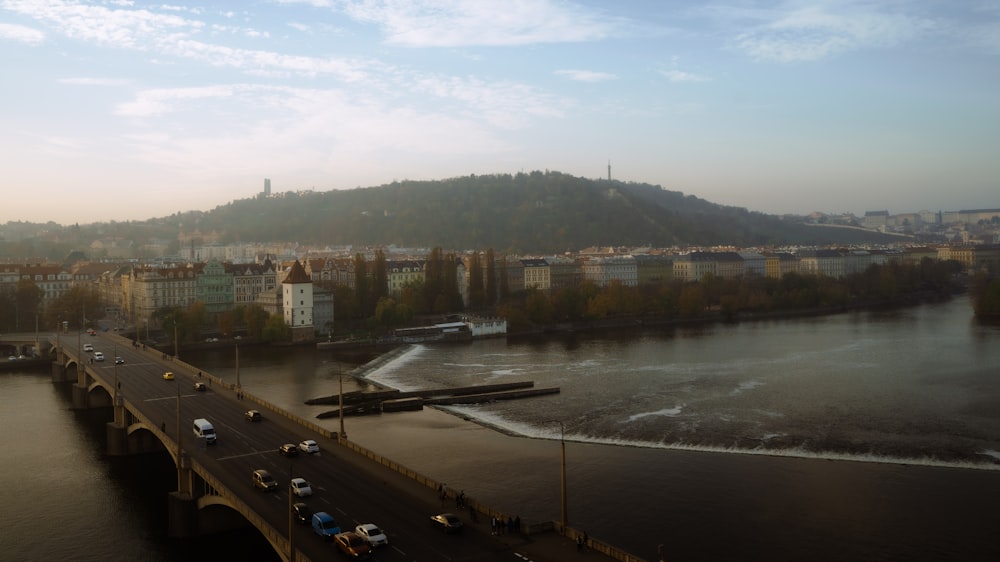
235,343 -> 241,396
288,460 -> 295,562
175,375 -> 183,489
338,370 -> 347,440
556,421 -> 567,530
113,343 -> 122,425
173,321 -> 179,360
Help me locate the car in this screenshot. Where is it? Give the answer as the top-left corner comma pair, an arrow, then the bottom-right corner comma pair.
333,532 -> 372,559
245,409 -> 262,422
292,502 -> 313,525
312,511 -> 341,539
193,382 -> 206,391
430,513 -> 463,533
93,351 -> 105,362
279,443 -> 299,457
289,477 -> 312,497
298,439 -> 319,454
354,523 -> 388,547
251,469 -> 277,491
83,343 -> 94,352
114,357 -> 124,365
163,371 -> 174,381
7,356 -> 16,361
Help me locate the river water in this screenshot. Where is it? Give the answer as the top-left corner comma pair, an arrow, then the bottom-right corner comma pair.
5,296 -> 1000,561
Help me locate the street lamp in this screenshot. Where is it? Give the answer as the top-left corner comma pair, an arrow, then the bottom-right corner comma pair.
288,461 -> 295,561
555,421 -> 567,530
173,321 -> 179,360
338,369 -> 347,440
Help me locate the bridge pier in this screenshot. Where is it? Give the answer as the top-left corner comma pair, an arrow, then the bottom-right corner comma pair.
167,492 -> 198,538
72,383 -> 89,409
106,422 -> 128,455
50,361 -> 70,383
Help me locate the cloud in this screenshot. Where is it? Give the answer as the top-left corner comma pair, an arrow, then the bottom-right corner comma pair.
340,0 -> 619,47
58,77 -> 131,86
660,69 -> 708,82
0,22 -> 45,44
555,69 -> 617,83
733,4 -> 934,62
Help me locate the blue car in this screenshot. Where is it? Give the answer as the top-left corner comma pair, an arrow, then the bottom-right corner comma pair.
312,511 -> 341,540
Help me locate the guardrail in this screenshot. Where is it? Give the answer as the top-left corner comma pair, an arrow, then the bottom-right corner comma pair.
338,437 -> 647,562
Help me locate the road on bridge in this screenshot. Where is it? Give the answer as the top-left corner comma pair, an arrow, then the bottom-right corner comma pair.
73,332 -> 573,562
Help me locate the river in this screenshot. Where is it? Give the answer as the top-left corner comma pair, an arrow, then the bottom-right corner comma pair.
4,296 -> 1000,561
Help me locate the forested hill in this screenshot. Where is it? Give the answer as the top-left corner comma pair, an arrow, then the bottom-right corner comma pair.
183,171 -> 895,253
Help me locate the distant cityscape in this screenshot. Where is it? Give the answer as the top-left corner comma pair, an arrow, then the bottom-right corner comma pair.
800,207 -> 1000,244
2,233 -> 998,341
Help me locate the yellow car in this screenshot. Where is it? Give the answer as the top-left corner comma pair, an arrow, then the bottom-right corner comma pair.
163,371 -> 175,381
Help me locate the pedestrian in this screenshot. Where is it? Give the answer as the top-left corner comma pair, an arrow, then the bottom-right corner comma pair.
161,421 -> 166,432
583,531 -> 588,550
577,535 -> 583,551
514,515 -> 520,533
507,516 -> 513,534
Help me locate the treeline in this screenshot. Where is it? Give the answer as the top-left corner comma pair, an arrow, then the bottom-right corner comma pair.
494,258 -> 963,332
971,272 -> 1000,317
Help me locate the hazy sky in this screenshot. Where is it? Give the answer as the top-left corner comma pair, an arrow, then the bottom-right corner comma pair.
2,1 -> 998,225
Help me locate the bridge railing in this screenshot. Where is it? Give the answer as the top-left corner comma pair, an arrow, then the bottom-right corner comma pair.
337,437 -> 647,562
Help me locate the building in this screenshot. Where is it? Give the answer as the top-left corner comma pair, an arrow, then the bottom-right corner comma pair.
387,259 -> 425,296
581,255 -> 638,287
522,258 -> 551,290
282,260 -> 314,342
673,252 -> 717,282
196,259 -> 234,316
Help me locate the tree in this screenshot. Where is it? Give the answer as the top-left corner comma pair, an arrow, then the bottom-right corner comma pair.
468,252 -> 485,309
372,248 -> 388,304
354,253 -> 370,317
678,285 -> 707,318
262,313 -> 290,341
244,304 -> 269,339
485,248 -> 497,307
42,284 -> 97,331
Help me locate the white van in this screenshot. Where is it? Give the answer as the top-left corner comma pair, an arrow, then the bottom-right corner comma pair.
192,418 -> 217,444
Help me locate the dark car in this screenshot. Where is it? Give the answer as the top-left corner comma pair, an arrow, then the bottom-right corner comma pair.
293,502 -> 313,525
193,382 -> 206,391
252,469 -> 277,491
430,513 -> 463,533
245,409 -> 262,422
279,443 -> 299,457
333,532 -> 372,559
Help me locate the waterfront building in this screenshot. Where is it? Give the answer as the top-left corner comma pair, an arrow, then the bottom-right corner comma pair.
196,259 -> 234,316
581,255 -> 638,287
282,260 -> 314,342
387,259 -> 425,296
673,252 -> 717,282
522,258 -> 551,290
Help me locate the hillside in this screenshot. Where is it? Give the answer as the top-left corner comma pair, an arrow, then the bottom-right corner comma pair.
1,171 -> 904,259
185,171 -> 899,252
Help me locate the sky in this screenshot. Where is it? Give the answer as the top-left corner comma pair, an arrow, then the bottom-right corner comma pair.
1,1 -> 998,226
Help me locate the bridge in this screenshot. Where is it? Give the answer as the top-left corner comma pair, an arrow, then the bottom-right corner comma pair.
44,330 -> 641,562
